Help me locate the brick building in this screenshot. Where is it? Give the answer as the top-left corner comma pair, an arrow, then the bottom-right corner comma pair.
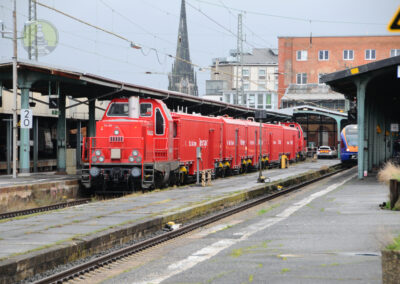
278,35 -> 400,109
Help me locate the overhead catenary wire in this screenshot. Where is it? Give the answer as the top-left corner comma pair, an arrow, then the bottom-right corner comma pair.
217,0 -> 274,49
190,0 -> 386,26
33,0 -> 278,94
31,0 -> 326,108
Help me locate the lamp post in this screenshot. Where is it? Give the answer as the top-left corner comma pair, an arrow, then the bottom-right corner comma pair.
12,0 -> 17,178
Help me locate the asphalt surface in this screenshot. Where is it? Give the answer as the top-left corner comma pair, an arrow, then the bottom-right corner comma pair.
102,167 -> 400,284
0,159 -> 338,260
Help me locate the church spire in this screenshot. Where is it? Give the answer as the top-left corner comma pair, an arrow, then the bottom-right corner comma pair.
168,0 -> 198,96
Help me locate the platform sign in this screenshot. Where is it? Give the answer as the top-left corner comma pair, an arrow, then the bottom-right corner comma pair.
391,123 -> 399,132
388,7 -> 400,32
21,109 -> 33,129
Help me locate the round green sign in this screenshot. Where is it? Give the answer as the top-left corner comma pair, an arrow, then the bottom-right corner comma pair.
23,19 -> 58,57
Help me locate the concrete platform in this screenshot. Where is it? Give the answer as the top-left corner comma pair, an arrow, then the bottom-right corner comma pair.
115,169 -> 400,284
0,159 -> 341,283
0,172 -> 80,214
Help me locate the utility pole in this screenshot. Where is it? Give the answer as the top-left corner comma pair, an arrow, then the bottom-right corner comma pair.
12,0 -> 18,178
235,13 -> 243,105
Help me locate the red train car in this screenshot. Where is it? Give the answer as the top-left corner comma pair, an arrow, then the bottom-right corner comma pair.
81,97 -> 306,192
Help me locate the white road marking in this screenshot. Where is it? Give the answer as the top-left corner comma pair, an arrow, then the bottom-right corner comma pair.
133,173 -> 356,284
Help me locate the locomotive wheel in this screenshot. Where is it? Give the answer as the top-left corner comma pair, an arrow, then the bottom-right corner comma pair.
169,171 -> 179,186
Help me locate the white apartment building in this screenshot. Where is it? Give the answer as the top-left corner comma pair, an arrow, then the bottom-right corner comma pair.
205,48 -> 279,109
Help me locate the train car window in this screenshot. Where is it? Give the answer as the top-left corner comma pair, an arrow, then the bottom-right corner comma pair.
140,103 -> 152,117
155,108 -> 165,135
107,103 -> 129,117
173,122 -> 178,138
161,103 -> 172,120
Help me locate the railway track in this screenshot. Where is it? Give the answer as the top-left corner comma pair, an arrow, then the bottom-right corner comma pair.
0,198 -> 91,220
33,165 -> 350,284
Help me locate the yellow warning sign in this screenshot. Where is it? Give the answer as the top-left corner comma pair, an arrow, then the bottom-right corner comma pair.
388,6 -> 400,32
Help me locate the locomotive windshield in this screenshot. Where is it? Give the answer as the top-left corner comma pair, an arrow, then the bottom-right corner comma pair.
345,125 -> 358,146
107,103 -> 129,117
140,103 -> 152,117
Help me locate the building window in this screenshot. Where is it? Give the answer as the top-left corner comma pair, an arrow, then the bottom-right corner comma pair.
257,81 -> 266,91
318,73 -> 327,84
257,93 -> 264,109
296,73 -> 307,85
243,83 -> 250,90
343,50 -> 354,60
242,69 -> 249,78
266,93 -> 271,105
365,49 -> 376,60
224,93 -> 231,104
296,50 -> 308,61
248,94 -> 255,108
390,49 -> 400,57
318,50 -> 329,61
258,69 -> 266,79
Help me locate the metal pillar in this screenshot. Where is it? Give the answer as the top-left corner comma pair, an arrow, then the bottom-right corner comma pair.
356,79 -> 368,179
335,118 -> 341,159
76,120 -> 81,169
19,86 -> 30,174
6,117 -> 12,175
88,100 -> 96,137
33,116 -> 38,172
57,85 -> 66,173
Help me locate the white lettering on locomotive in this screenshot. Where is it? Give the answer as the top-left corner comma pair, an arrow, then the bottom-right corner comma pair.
278,140 -> 282,145
227,140 -> 234,146
189,141 -> 197,147
249,141 -> 254,145
240,139 -> 245,146
199,139 -> 208,147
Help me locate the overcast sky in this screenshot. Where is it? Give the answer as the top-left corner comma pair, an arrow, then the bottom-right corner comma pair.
0,0 -> 398,95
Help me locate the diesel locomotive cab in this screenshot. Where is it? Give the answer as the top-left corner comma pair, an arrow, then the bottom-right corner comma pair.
81,96 -> 175,192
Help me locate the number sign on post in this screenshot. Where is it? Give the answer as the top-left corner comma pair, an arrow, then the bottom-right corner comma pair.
21,109 -> 33,129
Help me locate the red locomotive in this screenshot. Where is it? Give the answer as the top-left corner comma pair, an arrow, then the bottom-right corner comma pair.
81,97 -> 306,192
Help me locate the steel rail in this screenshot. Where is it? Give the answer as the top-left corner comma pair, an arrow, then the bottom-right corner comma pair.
0,198 -> 91,220
34,165 -> 349,284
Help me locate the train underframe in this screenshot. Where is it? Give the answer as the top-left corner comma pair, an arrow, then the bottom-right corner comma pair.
81,152 -> 306,194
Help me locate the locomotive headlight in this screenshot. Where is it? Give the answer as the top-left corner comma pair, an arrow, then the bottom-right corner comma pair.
92,156 -> 98,163
114,129 -> 120,135
346,148 -> 350,152
90,167 -> 100,177
95,150 -> 101,156
131,167 -> 141,177
99,156 -> 105,162
136,156 -> 142,163
129,156 -> 134,162
132,150 -> 139,156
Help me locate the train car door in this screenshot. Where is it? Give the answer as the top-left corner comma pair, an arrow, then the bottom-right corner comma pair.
235,129 -> 239,167
255,130 -> 258,164
209,129 -> 215,168
293,134 -> 296,159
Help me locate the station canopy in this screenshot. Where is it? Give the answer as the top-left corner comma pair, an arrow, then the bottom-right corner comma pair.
321,55 -> 400,119
0,60 -> 291,122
